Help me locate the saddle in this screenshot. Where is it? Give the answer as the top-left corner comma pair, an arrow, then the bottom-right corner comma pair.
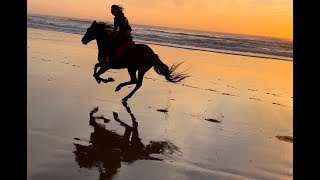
99,31 -> 135,68
112,32 -> 135,59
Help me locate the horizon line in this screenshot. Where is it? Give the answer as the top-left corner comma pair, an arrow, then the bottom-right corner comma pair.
27,13 -> 292,42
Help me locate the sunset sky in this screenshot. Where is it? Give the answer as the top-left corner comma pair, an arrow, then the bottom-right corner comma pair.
27,0 -> 292,40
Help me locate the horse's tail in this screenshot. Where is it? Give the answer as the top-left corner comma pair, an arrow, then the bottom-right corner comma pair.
153,54 -> 190,83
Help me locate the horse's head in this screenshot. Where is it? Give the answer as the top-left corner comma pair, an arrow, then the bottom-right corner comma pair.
81,20 -> 112,45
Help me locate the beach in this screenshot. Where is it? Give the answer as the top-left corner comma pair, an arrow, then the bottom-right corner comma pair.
27,27 -> 292,180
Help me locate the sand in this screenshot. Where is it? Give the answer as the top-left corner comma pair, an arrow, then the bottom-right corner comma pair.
27,28 -> 293,180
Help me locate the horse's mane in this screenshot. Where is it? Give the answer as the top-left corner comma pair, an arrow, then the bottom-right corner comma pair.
95,21 -> 113,31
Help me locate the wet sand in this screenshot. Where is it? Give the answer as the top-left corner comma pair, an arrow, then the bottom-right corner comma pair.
27,28 -> 292,180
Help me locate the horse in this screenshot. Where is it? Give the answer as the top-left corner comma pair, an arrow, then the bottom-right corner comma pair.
81,20 -> 189,102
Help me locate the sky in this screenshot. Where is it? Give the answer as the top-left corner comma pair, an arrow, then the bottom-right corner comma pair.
27,0 -> 292,40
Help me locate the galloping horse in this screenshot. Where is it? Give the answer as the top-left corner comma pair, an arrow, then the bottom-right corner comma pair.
81,20 -> 189,101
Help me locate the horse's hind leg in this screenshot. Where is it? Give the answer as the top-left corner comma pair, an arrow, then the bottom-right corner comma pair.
122,70 -> 146,102
115,68 -> 137,91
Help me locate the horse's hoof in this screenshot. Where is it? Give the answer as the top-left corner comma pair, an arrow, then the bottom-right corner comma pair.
108,78 -> 115,82
115,86 -> 121,91
93,74 -> 102,84
122,97 -> 128,102
101,79 -> 108,83
94,77 -> 101,84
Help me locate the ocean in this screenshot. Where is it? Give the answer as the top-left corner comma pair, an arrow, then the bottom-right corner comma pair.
27,14 -> 292,61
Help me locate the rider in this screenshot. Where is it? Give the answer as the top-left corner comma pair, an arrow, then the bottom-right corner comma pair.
108,4 -> 134,62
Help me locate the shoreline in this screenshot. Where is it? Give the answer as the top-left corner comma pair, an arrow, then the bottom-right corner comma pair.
27,26 -> 292,62
134,40 -> 292,61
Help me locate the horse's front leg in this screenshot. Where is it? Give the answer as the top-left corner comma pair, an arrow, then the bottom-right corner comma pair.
93,63 -> 102,83
93,63 -> 100,75
93,63 -> 113,84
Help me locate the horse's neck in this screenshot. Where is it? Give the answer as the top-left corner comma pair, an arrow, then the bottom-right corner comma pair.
96,38 -> 107,53
96,35 -> 119,57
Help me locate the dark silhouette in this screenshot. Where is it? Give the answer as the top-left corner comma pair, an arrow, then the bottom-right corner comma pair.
73,102 -> 180,180
109,4 -> 134,61
81,20 -> 189,102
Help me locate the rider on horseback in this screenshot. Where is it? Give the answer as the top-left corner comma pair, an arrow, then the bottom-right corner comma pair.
108,4 -> 134,63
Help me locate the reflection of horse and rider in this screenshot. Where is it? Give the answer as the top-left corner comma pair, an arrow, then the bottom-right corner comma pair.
81,4 -> 189,102
73,102 -> 180,180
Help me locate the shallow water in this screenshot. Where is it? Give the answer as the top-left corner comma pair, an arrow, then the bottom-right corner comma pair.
28,28 -> 292,180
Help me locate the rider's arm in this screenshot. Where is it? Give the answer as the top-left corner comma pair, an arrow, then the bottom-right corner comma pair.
109,26 -> 118,36
109,16 -> 120,36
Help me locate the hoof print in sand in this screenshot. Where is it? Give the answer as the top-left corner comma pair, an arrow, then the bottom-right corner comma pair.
181,84 -> 198,89
276,135 -> 293,143
145,77 -> 157,81
222,93 -> 236,96
157,108 -> 168,113
205,118 -> 221,123
272,102 -> 282,106
249,97 -> 261,101
206,88 -> 218,92
227,85 -> 236,89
